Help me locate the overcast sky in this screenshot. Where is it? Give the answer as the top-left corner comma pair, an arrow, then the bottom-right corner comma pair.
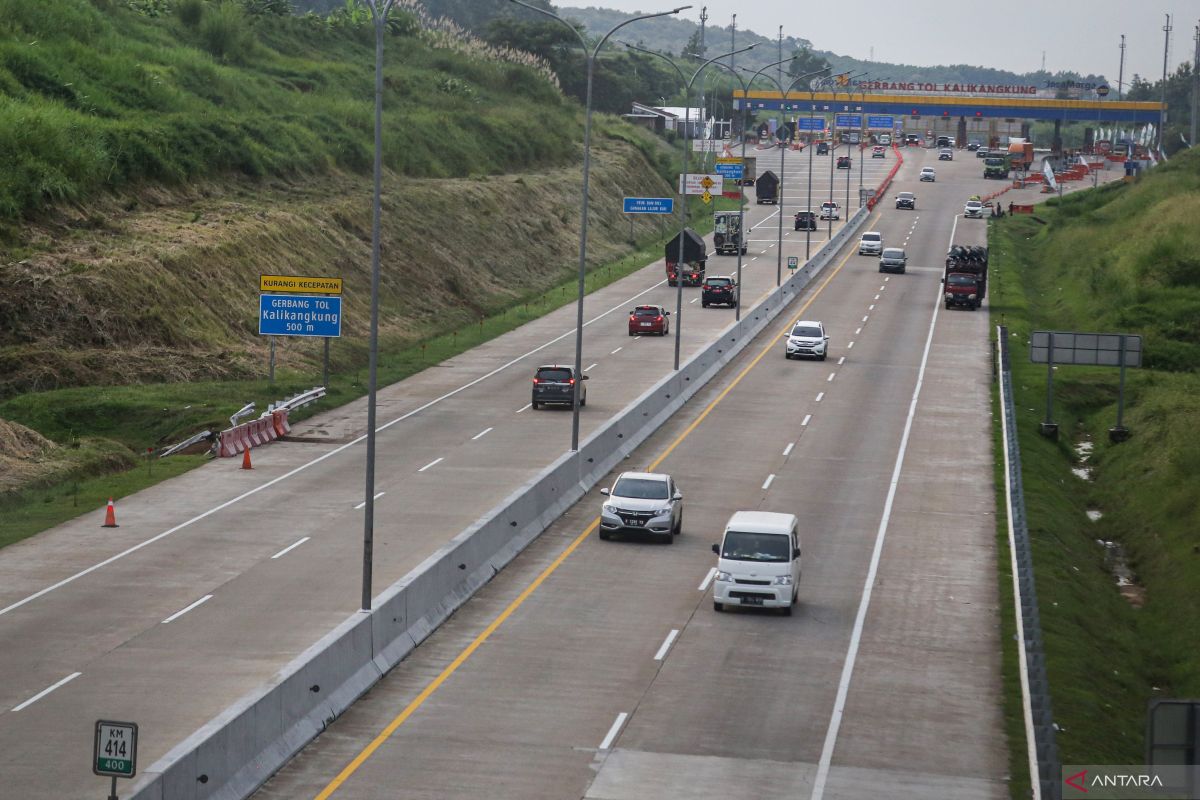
577,1 -> 1197,84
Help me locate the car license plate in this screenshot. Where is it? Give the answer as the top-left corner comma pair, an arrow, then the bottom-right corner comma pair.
626,519 -> 642,526
741,595 -> 764,606
641,322 -> 651,327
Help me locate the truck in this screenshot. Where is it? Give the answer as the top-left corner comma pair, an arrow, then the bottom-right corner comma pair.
665,228 -> 707,286
712,211 -> 748,256
1007,140 -> 1034,172
943,245 -> 988,309
983,155 -> 1011,179
755,170 -> 780,204
739,155 -> 757,186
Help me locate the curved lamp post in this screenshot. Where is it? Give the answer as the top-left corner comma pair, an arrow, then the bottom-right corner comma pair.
845,73 -> 869,213
740,66 -> 834,286
509,0 -> 690,451
621,42 -> 759,370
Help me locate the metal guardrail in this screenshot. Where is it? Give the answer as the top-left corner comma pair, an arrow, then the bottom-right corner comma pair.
997,324 -> 1061,800
268,386 -> 326,414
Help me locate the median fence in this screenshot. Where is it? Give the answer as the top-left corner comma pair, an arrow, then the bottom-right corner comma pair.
996,325 -> 1061,800
126,207 -> 872,800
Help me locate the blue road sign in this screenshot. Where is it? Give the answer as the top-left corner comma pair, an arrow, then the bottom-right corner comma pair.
796,117 -> 824,131
713,163 -> 744,179
834,114 -> 862,128
259,294 -> 342,337
622,197 -> 674,214
867,115 -> 895,130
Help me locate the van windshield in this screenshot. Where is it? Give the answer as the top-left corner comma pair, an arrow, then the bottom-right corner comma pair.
720,530 -> 791,562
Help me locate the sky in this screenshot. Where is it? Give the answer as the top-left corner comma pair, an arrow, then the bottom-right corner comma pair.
574,0 -> 1198,84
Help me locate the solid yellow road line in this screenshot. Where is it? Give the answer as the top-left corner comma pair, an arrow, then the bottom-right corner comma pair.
313,218 -> 873,799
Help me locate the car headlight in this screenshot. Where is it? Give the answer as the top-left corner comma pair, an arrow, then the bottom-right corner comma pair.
944,292 -> 953,300
716,571 -> 733,582
652,507 -> 671,518
773,575 -> 793,585
602,504 -> 617,514
968,293 -> 977,300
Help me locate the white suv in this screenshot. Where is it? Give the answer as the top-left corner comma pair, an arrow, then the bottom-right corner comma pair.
599,472 -> 683,542
785,319 -> 829,361
858,231 -> 883,255
964,200 -> 985,218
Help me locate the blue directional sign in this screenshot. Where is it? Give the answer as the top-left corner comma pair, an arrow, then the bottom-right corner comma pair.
622,197 -> 674,214
867,115 -> 895,130
713,162 -> 744,180
796,117 -> 825,131
259,294 -> 342,338
834,114 -> 862,128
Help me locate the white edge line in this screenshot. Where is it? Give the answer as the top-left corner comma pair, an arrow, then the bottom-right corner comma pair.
782,442 -> 795,457
0,269 -> 680,618
471,427 -> 493,440
585,364 -> 598,372
698,567 -> 718,592
809,239 -> 946,800
837,357 -> 846,365
801,414 -> 812,427
998,327 -> 1044,800
516,403 -> 532,414
11,672 -> 82,712
417,458 -> 443,473
599,712 -> 629,750
652,629 -> 680,661
761,474 -> 776,491
270,536 -> 311,559
161,594 -> 213,625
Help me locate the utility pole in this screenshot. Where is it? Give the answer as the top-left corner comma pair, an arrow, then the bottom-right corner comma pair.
698,6 -> 708,167
730,13 -> 736,73
1041,51 -> 1046,73
1161,14 -> 1172,154
1118,34 -> 1126,100
1192,22 -> 1198,147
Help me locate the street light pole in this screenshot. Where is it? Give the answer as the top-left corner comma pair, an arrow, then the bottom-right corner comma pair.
509,0 -> 689,452
741,65 -> 828,285
625,42 -> 758,370
360,0 -> 398,613
857,79 -> 869,206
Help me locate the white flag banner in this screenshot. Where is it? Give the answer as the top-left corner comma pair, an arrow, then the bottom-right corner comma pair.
1042,158 -> 1059,191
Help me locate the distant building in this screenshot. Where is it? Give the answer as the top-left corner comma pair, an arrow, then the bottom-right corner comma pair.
625,102 -> 707,138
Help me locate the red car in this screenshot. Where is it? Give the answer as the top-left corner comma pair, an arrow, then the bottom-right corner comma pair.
629,304 -> 670,335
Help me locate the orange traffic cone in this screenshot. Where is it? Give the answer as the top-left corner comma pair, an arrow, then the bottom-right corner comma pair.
241,448 -> 253,470
102,498 -> 119,528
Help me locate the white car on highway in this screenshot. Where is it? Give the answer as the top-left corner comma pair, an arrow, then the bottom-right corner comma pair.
784,319 -> 829,361
964,200 -> 985,218
858,231 -> 883,255
712,511 -> 802,615
599,472 -> 682,542
919,167 -> 936,181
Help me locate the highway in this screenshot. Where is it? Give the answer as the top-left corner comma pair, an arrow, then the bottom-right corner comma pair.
0,144 -> 897,798
250,146 -> 1009,800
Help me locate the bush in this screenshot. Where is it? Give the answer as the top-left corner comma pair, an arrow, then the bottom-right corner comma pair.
199,1 -> 253,60
176,0 -> 204,28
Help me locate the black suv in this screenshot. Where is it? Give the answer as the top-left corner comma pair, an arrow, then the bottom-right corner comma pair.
794,211 -> 817,231
895,192 -> 916,210
701,275 -> 739,308
816,141 -> 829,155
531,364 -> 587,409
836,155 -> 851,169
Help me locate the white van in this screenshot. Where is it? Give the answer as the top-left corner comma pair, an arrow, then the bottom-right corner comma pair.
711,511 -> 801,615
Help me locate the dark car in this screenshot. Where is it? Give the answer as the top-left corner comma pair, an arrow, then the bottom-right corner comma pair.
816,141 -> 830,155
895,192 -> 916,210
976,147 -> 990,158
836,155 -> 852,169
531,364 -> 587,409
879,247 -> 908,274
629,304 -> 669,336
794,210 -> 817,231
701,275 -> 739,308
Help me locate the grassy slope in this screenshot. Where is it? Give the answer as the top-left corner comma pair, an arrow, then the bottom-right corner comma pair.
0,0 -> 573,222
987,148 -> 1200,777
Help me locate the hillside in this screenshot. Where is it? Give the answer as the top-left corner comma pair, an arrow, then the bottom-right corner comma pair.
559,6 -> 1109,89
987,147 -> 1200,767
0,0 -> 571,223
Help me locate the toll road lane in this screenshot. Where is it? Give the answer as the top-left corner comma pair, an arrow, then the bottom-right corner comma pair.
253,190 -> 1006,800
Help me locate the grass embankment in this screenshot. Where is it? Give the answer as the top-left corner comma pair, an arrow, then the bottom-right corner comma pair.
987,147 -> 1200,780
0,0 -> 570,222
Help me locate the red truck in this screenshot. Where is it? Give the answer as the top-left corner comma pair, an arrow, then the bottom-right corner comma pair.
943,245 -> 988,310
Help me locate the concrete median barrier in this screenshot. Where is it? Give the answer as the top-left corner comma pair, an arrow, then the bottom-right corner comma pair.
127,203 -> 871,800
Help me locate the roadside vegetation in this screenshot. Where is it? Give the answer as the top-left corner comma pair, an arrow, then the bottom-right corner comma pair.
988,146 -> 1200,776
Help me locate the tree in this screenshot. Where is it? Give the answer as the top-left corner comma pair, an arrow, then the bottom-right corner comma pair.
787,47 -> 829,83
681,28 -> 704,59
